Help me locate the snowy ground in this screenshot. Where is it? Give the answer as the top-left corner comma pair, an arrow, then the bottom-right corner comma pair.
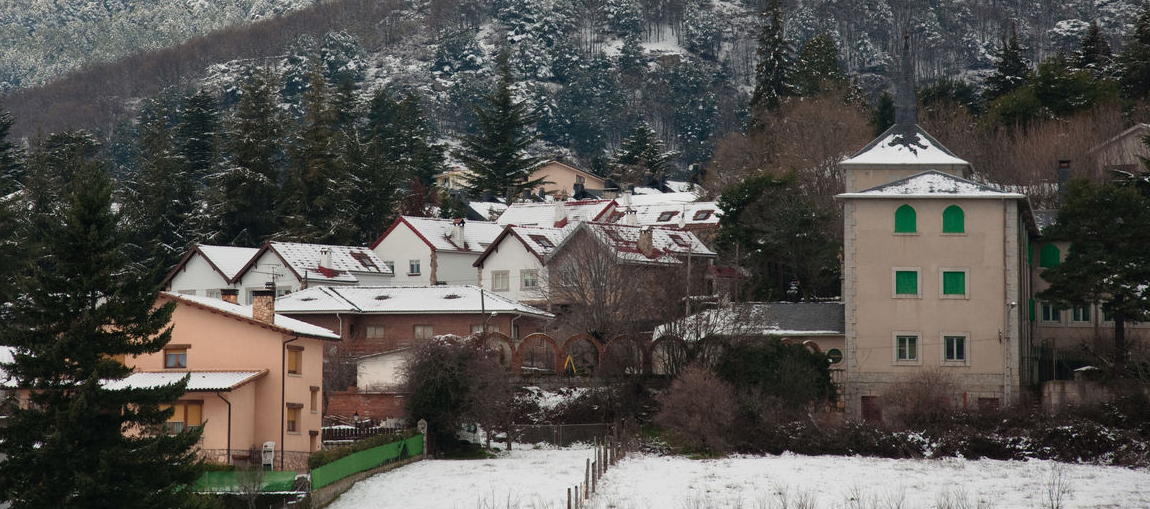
326,444 -> 1150,509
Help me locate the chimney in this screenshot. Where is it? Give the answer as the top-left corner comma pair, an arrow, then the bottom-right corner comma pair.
894,34 -> 918,128
220,288 -> 239,304
251,289 -> 275,324
451,218 -> 466,248
1057,159 -> 1071,194
319,247 -> 333,270
637,226 -> 654,257
553,200 -> 567,225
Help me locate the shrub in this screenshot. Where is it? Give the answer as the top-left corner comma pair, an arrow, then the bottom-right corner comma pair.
307,429 -> 414,470
880,369 -> 959,430
653,364 -> 739,455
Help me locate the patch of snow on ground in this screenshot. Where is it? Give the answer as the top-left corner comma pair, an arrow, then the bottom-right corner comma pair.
522,386 -> 589,411
327,446 -> 1150,509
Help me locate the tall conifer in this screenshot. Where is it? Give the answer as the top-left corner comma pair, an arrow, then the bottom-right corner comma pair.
750,0 -> 796,114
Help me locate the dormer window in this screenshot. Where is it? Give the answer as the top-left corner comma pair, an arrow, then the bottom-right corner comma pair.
606,211 -> 625,223
529,234 -> 555,249
605,229 -> 625,242
669,234 -> 690,247
692,210 -> 712,221
350,251 -> 378,269
657,211 -> 677,222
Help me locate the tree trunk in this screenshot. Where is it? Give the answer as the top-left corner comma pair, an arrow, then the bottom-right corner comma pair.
1115,316 -> 1127,374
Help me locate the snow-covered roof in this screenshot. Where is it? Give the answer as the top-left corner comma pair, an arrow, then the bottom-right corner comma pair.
837,170 -> 1026,199
655,302 -> 845,342
627,191 -> 699,205
102,370 -> 267,392
262,242 -> 392,283
162,244 -> 261,287
469,201 -> 508,221
0,345 -> 14,388
377,217 -> 504,253
163,292 -> 340,340
1033,210 -> 1058,233
496,199 -> 616,227
620,201 -> 720,227
553,223 -> 715,265
275,285 -> 554,318
476,225 -> 572,266
841,124 -> 969,167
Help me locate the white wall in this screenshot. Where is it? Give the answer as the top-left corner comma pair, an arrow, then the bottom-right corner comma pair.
478,237 -> 546,303
357,351 -> 411,391
165,254 -> 235,298
373,223 -> 433,286
236,252 -> 296,303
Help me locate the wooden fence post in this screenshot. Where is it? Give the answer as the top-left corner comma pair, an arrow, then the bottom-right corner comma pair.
584,458 -> 590,497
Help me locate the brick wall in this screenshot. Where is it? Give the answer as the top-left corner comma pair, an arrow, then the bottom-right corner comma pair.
288,312 -> 549,357
326,388 -> 409,422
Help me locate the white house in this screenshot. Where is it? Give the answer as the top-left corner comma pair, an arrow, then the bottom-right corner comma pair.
473,225 -> 570,304
162,244 -> 261,299
369,216 -> 504,286
496,199 -> 617,227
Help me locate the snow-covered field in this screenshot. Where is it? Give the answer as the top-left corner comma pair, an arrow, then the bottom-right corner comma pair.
326,444 -> 1150,509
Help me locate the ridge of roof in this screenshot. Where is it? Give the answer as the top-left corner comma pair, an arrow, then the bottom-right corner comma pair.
837,170 -> 1025,199
842,124 -> 968,167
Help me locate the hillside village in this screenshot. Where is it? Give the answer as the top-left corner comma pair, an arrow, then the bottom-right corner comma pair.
6,1 -> 1150,507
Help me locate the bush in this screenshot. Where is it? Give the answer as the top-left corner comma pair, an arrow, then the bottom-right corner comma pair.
307,429 -> 414,470
880,369 -> 959,431
653,364 -> 739,455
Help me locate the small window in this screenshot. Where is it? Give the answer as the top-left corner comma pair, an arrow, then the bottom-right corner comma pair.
164,401 -> 203,434
310,387 -> 319,413
1072,306 -> 1090,323
575,175 -> 585,185
529,234 -> 555,249
1041,302 -> 1061,323
606,211 -> 625,223
350,251 -> 378,269
894,204 -> 916,233
164,347 -> 188,369
382,261 -> 395,273
895,334 -> 919,362
941,269 -> 967,298
287,346 -> 302,375
943,335 -> 967,363
521,269 -> 538,289
286,405 -> 301,433
1039,244 -> 1060,268
470,324 -> 484,335
365,325 -> 385,339
408,259 -> 421,275
692,210 -> 712,221
413,325 -> 434,341
206,289 -> 222,299
942,205 -> 964,233
893,269 -> 919,297
492,271 -> 510,291
669,234 -> 691,247
657,211 -> 677,222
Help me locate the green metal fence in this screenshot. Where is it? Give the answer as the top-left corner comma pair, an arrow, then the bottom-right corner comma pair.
194,470 -> 298,493
310,434 -> 424,491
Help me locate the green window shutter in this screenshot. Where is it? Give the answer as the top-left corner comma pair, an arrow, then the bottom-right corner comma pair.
894,204 -> 916,233
942,271 -> 966,295
1040,244 -> 1060,268
1028,299 -> 1035,322
895,270 -> 918,295
942,205 -> 964,233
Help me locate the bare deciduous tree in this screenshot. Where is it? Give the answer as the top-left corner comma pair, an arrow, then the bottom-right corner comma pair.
653,364 -> 739,454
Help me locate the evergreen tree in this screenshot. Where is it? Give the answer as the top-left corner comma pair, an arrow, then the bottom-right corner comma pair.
21,132 -> 103,245
919,78 -> 982,115
984,23 -> 1031,103
869,92 -> 895,136
456,51 -> 546,202
0,103 -> 23,195
613,120 -> 678,187
175,89 -> 220,184
1031,52 -> 1118,118
122,98 -> 202,276
1077,21 -> 1112,76
1037,179 -> 1150,374
208,70 -> 284,246
792,33 -> 845,97
0,144 -> 203,509
1118,4 -> 1150,101
749,0 -> 796,114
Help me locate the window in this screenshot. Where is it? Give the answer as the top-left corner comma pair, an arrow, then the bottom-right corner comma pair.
492,271 -> 510,291
408,259 -> 421,275
575,175 -> 585,185
943,334 -> 968,364
287,346 -> 302,375
606,211 -> 625,223
1041,302 -> 1061,323
893,268 -> 920,297
940,269 -> 968,298
669,234 -> 690,247
529,234 -> 555,249
382,261 -> 395,273
692,210 -> 713,221
471,324 -> 484,335
177,289 -> 197,296
366,325 -> 385,340
605,229 -> 625,242
942,205 -> 964,233
310,387 -> 320,413
350,251 -> 378,269
206,289 -> 222,299
657,211 -> 677,222
164,401 -> 202,434
895,334 -> 919,363
286,404 -> 302,433
521,269 -> 538,289
414,325 -> 434,341
1039,244 -> 1060,268
164,347 -> 188,369
1072,305 -> 1090,323
894,204 -> 916,233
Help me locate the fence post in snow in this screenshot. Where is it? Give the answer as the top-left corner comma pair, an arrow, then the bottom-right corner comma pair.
567,487 -> 571,509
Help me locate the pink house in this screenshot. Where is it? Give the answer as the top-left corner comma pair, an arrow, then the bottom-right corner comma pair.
115,290 -> 340,470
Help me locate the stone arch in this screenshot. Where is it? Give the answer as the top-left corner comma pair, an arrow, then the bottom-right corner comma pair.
515,332 -> 561,375
648,335 -> 691,376
481,332 -> 515,370
602,334 -> 645,375
801,340 -> 823,353
559,333 -> 603,376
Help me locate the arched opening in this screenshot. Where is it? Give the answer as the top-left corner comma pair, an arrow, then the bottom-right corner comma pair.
942,205 -> 964,233
894,204 -> 916,233
517,334 -> 558,374
649,336 -> 690,376
560,335 -> 601,376
602,336 -> 643,375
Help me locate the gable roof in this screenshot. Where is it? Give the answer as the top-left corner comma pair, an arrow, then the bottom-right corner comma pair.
620,201 -> 720,227
275,285 -> 554,319
548,223 -> 715,266
372,216 -> 504,253
474,225 -> 571,266
161,292 -> 340,340
1087,123 -> 1150,155
238,241 -> 392,284
496,199 -> 617,227
162,244 -> 260,288
837,170 -> 1026,199
841,124 -> 969,167
103,370 -> 268,392
656,302 -> 845,342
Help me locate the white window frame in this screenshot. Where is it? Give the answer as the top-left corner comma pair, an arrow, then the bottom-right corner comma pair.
413,325 -> 434,341
1070,305 -> 1092,325
521,269 -> 538,289
940,332 -> 970,366
938,267 -> 970,300
492,271 -> 510,292
365,325 -> 385,340
382,261 -> 395,274
891,267 -> 922,299
893,331 -> 922,365
408,259 -> 421,276
1040,302 -> 1062,324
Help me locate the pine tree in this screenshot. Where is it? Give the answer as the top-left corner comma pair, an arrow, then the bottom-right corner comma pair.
0,141 -> 203,509
208,70 -> 284,246
1118,4 -> 1150,101
456,51 -> 546,202
749,0 -> 796,114
792,33 -> 845,97
984,22 -> 1031,102
176,89 -> 220,184
1077,21 -> 1112,76
0,102 -> 23,195
613,120 -> 678,187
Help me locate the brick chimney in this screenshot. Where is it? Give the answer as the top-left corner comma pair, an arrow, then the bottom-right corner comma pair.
220,288 -> 239,304
637,226 -> 654,257
251,289 -> 275,324
319,247 -> 333,270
